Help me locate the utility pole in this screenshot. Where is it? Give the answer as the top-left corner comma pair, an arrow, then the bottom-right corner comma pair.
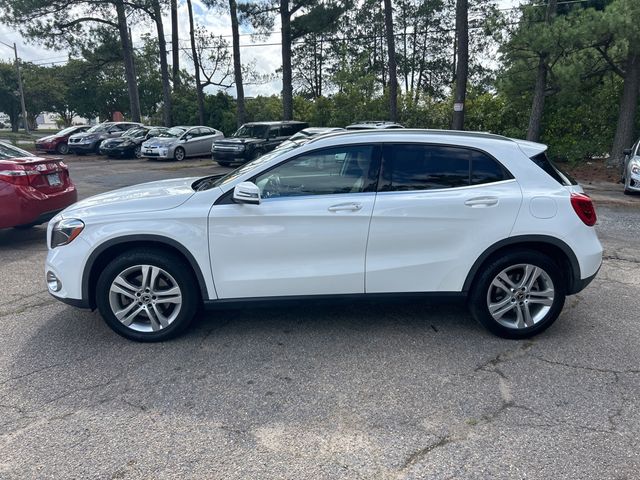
0,40 -> 29,133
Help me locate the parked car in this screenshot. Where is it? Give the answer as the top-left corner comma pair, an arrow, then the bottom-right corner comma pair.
0,141 -> 77,229
622,141 -> 640,194
99,126 -> 168,159
345,121 -> 405,130
141,126 -> 223,161
212,121 -> 309,166
274,127 -> 345,150
34,125 -> 90,155
68,122 -> 142,155
45,129 -> 602,342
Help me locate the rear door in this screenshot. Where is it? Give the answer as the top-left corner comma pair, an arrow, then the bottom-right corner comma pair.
365,143 -> 522,293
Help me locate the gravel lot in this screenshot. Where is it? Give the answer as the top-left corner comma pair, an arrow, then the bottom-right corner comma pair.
0,154 -> 639,479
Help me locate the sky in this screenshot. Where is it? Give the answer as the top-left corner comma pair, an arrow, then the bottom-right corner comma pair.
0,0 -> 523,98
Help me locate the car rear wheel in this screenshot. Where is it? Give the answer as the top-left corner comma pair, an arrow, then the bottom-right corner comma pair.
174,147 -> 186,161
468,250 -> 565,339
134,145 -> 142,159
56,143 -> 69,155
96,249 -> 199,342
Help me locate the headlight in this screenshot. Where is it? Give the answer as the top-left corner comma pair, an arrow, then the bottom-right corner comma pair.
236,145 -> 246,151
631,163 -> 640,175
51,218 -> 85,248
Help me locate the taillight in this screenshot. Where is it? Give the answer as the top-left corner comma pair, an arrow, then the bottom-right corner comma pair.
0,167 -> 38,186
570,193 -> 597,226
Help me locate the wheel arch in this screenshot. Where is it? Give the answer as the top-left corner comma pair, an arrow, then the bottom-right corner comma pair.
463,235 -> 582,295
82,235 -> 209,309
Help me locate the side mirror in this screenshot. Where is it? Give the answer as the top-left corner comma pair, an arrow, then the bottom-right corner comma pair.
233,181 -> 261,205
623,148 -> 632,156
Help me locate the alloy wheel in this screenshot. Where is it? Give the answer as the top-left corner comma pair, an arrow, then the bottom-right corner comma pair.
486,263 -> 555,329
108,264 -> 183,332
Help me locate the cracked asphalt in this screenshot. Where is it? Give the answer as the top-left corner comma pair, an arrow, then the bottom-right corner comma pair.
1,155 -> 640,479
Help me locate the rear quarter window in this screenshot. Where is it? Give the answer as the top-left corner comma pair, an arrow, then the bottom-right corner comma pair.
529,152 -> 577,186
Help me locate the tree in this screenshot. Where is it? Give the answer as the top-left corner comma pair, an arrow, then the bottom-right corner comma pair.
452,0 -> 468,130
171,0 -> 180,86
526,0 -> 558,141
240,0 -> 348,120
0,0 -> 142,121
383,0 -> 398,121
186,0 -> 206,124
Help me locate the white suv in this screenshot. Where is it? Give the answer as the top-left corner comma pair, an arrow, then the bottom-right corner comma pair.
45,130 -> 602,341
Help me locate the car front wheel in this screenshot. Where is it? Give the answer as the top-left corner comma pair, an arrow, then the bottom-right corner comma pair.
96,249 -> 199,341
174,147 -> 186,161
56,142 -> 69,155
468,250 -> 566,339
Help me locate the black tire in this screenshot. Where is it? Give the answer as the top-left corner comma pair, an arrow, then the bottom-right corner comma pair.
217,161 -> 231,167
95,248 -> 199,342
55,142 -> 69,155
134,145 -> 142,159
94,141 -> 102,154
468,249 -> 566,339
174,147 -> 186,161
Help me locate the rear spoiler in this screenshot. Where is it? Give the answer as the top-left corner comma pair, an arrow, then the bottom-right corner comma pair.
511,138 -> 547,158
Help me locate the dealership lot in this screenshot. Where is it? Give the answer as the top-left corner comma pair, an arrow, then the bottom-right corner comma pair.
1,156 -> 639,479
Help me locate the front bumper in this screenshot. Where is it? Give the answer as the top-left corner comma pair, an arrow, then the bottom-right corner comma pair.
35,143 -> 55,152
100,144 -> 136,157
68,141 -> 98,153
212,150 -> 250,162
142,145 -> 174,159
45,235 -> 93,307
626,172 -> 640,192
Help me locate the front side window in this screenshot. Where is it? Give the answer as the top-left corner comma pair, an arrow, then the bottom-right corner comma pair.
381,144 -> 511,191
254,145 -> 378,199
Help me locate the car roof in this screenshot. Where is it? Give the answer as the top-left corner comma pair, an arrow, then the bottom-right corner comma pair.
304,128 -> 547,154
242,121 -> 308,126
346,121 -> 405,129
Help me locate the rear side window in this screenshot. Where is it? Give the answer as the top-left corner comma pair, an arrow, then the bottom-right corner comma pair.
381,144 -> 511,192
529,152 -> 577,186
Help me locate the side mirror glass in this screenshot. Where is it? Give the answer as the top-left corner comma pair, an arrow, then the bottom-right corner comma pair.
233,181 -> 261,205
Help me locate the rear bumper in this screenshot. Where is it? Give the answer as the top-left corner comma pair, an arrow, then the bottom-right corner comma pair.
569,266 -> 600,295
0,184 -> 77,229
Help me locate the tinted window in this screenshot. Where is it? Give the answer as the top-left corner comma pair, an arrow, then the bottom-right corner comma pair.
382,144 -> 510,191
471,151 -> 510,185
268,127 -> 280,138
382,144 -> 469,191
529,152 -> 577,186
254,145 -> 378,198
281,125 -> 298,137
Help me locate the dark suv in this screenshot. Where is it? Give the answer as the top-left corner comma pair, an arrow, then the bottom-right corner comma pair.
212,121 -> 308,166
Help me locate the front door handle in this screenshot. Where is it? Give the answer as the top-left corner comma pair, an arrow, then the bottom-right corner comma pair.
328,203 -> 363,212
464,196 -> 499,207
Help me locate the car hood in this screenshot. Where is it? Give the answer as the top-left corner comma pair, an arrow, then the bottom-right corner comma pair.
61,177 -> 198,218
36,135 -> 56,143
143,137 -> 180,147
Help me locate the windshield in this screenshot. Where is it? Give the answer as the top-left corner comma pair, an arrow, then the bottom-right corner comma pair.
233,124 -> 269,139
123,128 -> 146,138
159,127 -> 186,138
57,126 -> 82,136
194,145 -> 297,191
0,142 -> 35,159
86,123 -> 110,133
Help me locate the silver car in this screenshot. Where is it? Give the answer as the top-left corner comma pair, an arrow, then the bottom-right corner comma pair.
623,140 -> 640,194
141,126 -> 224,161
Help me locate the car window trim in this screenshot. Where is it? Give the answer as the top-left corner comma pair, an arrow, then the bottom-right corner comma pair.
378,142 -> 514,193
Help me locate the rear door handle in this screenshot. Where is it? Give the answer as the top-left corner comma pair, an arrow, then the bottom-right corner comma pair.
328,203 -> 363,212
464,196 -> 499,207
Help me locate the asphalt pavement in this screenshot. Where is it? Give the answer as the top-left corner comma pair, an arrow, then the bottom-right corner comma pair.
0,154 -> 639,479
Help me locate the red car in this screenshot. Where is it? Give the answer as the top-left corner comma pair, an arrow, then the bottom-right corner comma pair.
34,125 -> 90,155
0,142 -> 77,229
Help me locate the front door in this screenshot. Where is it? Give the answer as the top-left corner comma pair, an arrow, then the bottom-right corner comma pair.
209,144 -> 380,298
